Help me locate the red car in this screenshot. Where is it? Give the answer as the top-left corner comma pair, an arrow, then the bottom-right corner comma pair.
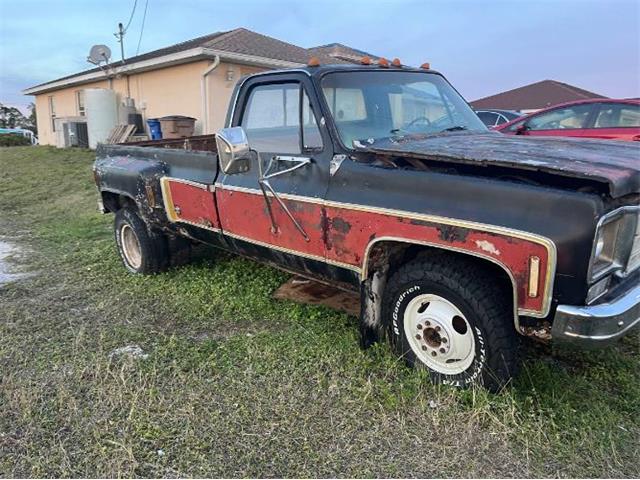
496,99 -> 640,141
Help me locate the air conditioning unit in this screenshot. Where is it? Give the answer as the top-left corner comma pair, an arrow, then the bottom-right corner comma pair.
54,116 -> 85,148
63,122 -> 89,148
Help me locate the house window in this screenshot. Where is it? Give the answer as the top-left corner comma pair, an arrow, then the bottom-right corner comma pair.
48,96 -> 56,132
76,90 -> 85,116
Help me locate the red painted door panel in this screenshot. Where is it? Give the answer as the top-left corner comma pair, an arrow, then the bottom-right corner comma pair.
216,187 -> 326,261
160,178 -> 220,231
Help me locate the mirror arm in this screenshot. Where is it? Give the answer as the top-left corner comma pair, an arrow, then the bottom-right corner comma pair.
259,178 -> 310,241
258,180 -> 279,235
257,155 -> 313,242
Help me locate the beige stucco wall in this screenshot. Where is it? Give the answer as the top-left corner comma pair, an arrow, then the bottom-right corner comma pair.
206,62 -> 266,132
34,79 -> 108,146
33,60 -> 268,146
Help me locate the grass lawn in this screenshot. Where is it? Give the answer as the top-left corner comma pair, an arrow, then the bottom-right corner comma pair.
1,146 -> 638,478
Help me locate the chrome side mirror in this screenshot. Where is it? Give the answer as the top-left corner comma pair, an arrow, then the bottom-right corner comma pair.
215,127 -> 252,174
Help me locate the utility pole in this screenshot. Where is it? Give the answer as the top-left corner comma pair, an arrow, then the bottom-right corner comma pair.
115,22 -> 125,62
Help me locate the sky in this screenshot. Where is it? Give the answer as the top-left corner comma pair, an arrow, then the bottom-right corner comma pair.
1,0 -> 638,113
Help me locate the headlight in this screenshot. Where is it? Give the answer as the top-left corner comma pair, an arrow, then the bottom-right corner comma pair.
588,206 -> 640,282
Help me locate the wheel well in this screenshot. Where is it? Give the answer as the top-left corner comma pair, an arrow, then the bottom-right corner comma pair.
362,240 -> 516,324
101,191 -> 137,213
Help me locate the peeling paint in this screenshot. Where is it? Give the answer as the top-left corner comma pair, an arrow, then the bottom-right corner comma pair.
475,240 -> 501,256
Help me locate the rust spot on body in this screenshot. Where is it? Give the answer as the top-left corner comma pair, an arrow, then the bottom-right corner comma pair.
330,217 -> 352,234
437,225 -> 469,243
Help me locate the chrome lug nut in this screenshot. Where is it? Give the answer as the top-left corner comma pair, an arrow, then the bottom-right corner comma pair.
439,348 -> 446,354
415,334 -> 422,340
431,351 -> 437,357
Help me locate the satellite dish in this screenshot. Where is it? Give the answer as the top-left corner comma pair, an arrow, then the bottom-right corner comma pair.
88,44 -> 112,65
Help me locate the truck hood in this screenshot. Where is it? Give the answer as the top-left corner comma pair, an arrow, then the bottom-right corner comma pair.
360,132 -> 640,198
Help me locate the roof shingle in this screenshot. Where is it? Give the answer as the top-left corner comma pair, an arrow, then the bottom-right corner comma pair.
308,43 -> 380,62
26,28 -> 344,91
470,80 -> 607,110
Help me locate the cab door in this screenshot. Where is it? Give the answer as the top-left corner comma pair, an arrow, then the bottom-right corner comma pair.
216,73 -> 337,279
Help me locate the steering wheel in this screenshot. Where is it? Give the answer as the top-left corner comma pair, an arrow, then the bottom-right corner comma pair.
404,116 -> 432,130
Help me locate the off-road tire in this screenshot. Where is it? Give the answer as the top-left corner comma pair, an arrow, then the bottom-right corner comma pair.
383,253 -> 520,391
114,207 -> 169,274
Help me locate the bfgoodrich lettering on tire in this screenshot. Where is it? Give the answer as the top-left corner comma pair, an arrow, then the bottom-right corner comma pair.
383,253 -> 520,391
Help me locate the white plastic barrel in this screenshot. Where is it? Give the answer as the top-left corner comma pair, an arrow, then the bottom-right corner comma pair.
85,88 -> 118,149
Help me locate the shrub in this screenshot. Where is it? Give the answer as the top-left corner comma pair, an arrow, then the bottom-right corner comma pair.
0,134 -> 31,147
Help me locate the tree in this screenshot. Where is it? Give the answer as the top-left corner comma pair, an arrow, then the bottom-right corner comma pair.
27,103 -> 37,135
0,103 -> 36,133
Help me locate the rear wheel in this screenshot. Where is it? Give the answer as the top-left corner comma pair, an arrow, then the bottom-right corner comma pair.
114,207 -> 169,274
383,254 -> 520,391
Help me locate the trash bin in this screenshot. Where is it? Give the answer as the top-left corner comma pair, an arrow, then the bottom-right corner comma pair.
146,119 -> 162,140
159,115 -> 196,139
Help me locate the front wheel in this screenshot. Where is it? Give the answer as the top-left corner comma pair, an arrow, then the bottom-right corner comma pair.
383,254 -> 520,391
114,207 -> 169,274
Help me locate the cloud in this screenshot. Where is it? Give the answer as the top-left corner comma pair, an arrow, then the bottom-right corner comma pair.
1,0 -> 638,107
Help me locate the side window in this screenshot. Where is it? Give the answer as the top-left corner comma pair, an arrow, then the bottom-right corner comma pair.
76,90 -> 86,116
48,96 -> 56,132
526,104 -> 593,130
241,83 -> 323,154
593,103 -> 640,128
477,111 -> 499,127
508,119 -> 527,132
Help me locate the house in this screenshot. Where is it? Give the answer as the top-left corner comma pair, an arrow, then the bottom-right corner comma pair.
308,43 -> 380,63
470,79 -> 607,114
23,28 -> 375,146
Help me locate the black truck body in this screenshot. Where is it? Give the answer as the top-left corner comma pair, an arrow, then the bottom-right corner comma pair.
94,64 -> 640,390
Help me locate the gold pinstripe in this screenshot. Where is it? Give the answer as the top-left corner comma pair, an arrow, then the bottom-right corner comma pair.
214,182 -> 557,317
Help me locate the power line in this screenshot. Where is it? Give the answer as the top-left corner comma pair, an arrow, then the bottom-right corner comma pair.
123,0 -> 138,33
114,0 -> 138,61
136,0 -> 149,55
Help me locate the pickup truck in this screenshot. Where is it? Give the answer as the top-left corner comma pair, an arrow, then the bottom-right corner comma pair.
94,63 -> 640,391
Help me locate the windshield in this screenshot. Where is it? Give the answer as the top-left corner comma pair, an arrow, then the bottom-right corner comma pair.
321,71 -> 487,148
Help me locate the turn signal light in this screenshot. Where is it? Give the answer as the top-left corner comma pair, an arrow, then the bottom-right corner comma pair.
307,57 -> 321,67
378,57 -> 390,67
360,56 -> 372,65
420,62 -> 431,69
392,58 -> 402,67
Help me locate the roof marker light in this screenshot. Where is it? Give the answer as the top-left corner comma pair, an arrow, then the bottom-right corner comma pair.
420,62 -> 431,70
360,56 -> 372,65
378,57 -> 389,68
392,58 -> 402,67
307,57 -> 321,67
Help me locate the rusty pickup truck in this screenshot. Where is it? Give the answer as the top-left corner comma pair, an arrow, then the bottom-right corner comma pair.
94,63 -> 640,391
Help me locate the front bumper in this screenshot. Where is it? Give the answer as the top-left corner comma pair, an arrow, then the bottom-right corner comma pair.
552,283 -> 640,346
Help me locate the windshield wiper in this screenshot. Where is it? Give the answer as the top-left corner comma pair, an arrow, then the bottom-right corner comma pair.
439,126 -> 468,133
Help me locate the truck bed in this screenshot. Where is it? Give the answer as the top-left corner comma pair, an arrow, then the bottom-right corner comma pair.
123,134 -> 217,153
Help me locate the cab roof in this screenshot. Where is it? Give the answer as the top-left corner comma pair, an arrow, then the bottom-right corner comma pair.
246,63 -> 440,80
